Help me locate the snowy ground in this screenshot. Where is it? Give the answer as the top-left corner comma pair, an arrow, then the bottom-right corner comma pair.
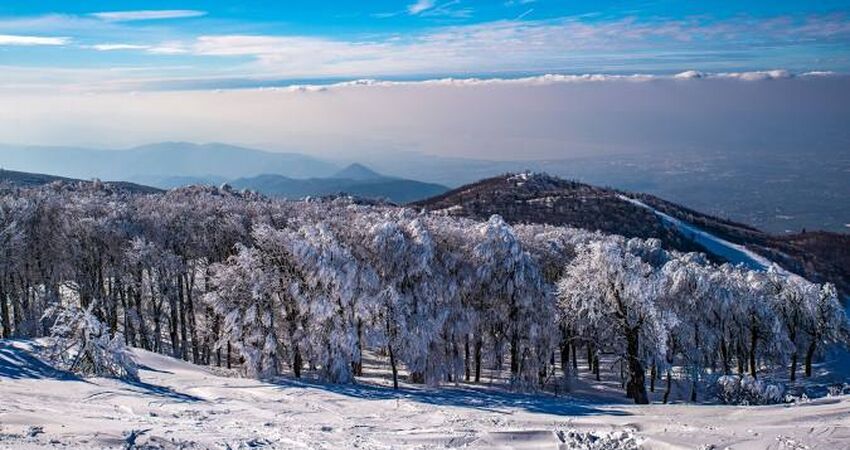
1,340 -> 849,450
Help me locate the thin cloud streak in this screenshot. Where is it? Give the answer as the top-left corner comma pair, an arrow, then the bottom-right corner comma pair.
0,34 -> 68,45
90,10 -> 207,22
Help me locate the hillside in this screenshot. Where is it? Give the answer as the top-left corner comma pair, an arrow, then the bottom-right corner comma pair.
231,164 -> 449,203
413,172 -> 850,294
412,173 -> 712,254
0,168 -> 160,194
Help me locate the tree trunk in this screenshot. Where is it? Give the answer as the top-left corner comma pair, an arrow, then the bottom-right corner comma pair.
388,343 -> 399,389
464,337 -> 471,382
593,353 -> 600,381
293,346 -> 302,378
353,319 -> 363,376
571,343 -> 578,370
178,275 -> 188,360
650,362 -> 657,393
168,284 -> 180,358
749,327 -> 758,378
560,337 -> 571,377
474,337 -> 482,383
790,351 -> 798,382
625,327 -> 649,404
719,339 -> 730,375
804,339 -> 817,377
509,335 -> 519,375
184,273 -> 200,364
226,341 -> 232,369
690,379 -> 697,402
0,281 -> 11,338
663,370 -> 672,404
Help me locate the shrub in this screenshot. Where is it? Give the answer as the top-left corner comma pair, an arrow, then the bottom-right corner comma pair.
46,304 -> 139,381
715,375 -> 785,405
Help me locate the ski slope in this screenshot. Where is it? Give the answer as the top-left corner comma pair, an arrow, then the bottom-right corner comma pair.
619,195 -> 779,272
1,340 -> 849,449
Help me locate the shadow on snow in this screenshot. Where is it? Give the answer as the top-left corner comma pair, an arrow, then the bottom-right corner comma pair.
269,377 -> 629,417
0,340 -> 81,381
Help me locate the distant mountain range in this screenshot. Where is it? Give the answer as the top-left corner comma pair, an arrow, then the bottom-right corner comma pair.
0,142 -> 338,181
0,143 -> 448,203
2,142 -> 847,233
229,164 -> 448,203
0,168 -> 160,194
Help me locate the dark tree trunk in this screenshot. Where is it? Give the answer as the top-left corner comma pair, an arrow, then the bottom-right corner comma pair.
353,319 -> 363,376
509,335 -> 519,375
593,353 -> 600,381
474,337 -> 482,383
804,339 -> 817,377
749,327 -> 758,378
184,273 -> 200,364
571,343 -> 578,370
0,281 -> 11,338
560,337 -> 571,377
464,337 -> 471,382
293,346 -> 302,378
650,362 -> 657,393
178,275 -> 188,360
388,343 -> 399,389
168,284 -> 180,358
226,341 -> 232,369
663,370 -> 672,404
719,339 -> 730,375
690,379 -> 697,402
625,327 -> 649,404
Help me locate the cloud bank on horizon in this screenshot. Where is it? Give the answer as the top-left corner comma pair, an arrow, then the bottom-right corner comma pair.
1,1 -> 850,91
2,1 -> 849,165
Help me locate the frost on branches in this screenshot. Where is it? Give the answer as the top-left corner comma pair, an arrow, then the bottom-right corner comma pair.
45,303 -> 139,381
0,182 -> 847,404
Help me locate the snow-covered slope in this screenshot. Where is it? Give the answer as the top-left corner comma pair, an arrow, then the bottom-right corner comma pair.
1,340 -> 849,449
619,195 -> 778,272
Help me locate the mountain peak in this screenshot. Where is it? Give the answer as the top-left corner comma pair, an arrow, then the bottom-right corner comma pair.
333,163 -> 384,181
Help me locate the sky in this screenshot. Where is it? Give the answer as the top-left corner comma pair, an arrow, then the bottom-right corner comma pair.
2,1 -> 850,91
1,1 -> 849,162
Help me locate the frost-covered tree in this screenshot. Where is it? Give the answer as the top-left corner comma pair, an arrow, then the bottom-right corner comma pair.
46,302 -> 139,381
282,222 -> 372,383
475,215 -> 555,387
205,245 -> 280,378
558,239 -> 668,404
801,283 -> 847,377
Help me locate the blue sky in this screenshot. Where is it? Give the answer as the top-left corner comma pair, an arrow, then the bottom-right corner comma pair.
1,1 -> 850,90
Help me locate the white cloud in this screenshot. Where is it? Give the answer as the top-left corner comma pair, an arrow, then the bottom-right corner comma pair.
90,10 -> 206,22
91,43 -> 149,51
0,34 -> 68,46
270,71 -> 829,93
147,45 -> 189,55
408,0 -> 436,15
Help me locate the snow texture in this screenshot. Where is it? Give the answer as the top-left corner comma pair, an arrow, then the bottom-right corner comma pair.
1,340 -> 849,449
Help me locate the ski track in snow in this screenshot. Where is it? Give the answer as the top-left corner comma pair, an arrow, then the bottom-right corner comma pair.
1,341 -> 849,449
618,195 -> 780,272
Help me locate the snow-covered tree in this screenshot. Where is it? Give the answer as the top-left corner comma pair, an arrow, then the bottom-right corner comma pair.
205,244 -> 280,378
558,239 -> 668,404
475,215 -> 555,387
46,302 -> 139,381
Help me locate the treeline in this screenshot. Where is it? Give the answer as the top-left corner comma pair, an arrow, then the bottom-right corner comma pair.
0,181 -> 847,404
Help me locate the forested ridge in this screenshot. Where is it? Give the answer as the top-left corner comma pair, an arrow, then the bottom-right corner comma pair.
0,176 -> 847,405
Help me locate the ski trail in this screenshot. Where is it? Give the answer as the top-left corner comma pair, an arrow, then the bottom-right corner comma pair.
619,195 -> 781,273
